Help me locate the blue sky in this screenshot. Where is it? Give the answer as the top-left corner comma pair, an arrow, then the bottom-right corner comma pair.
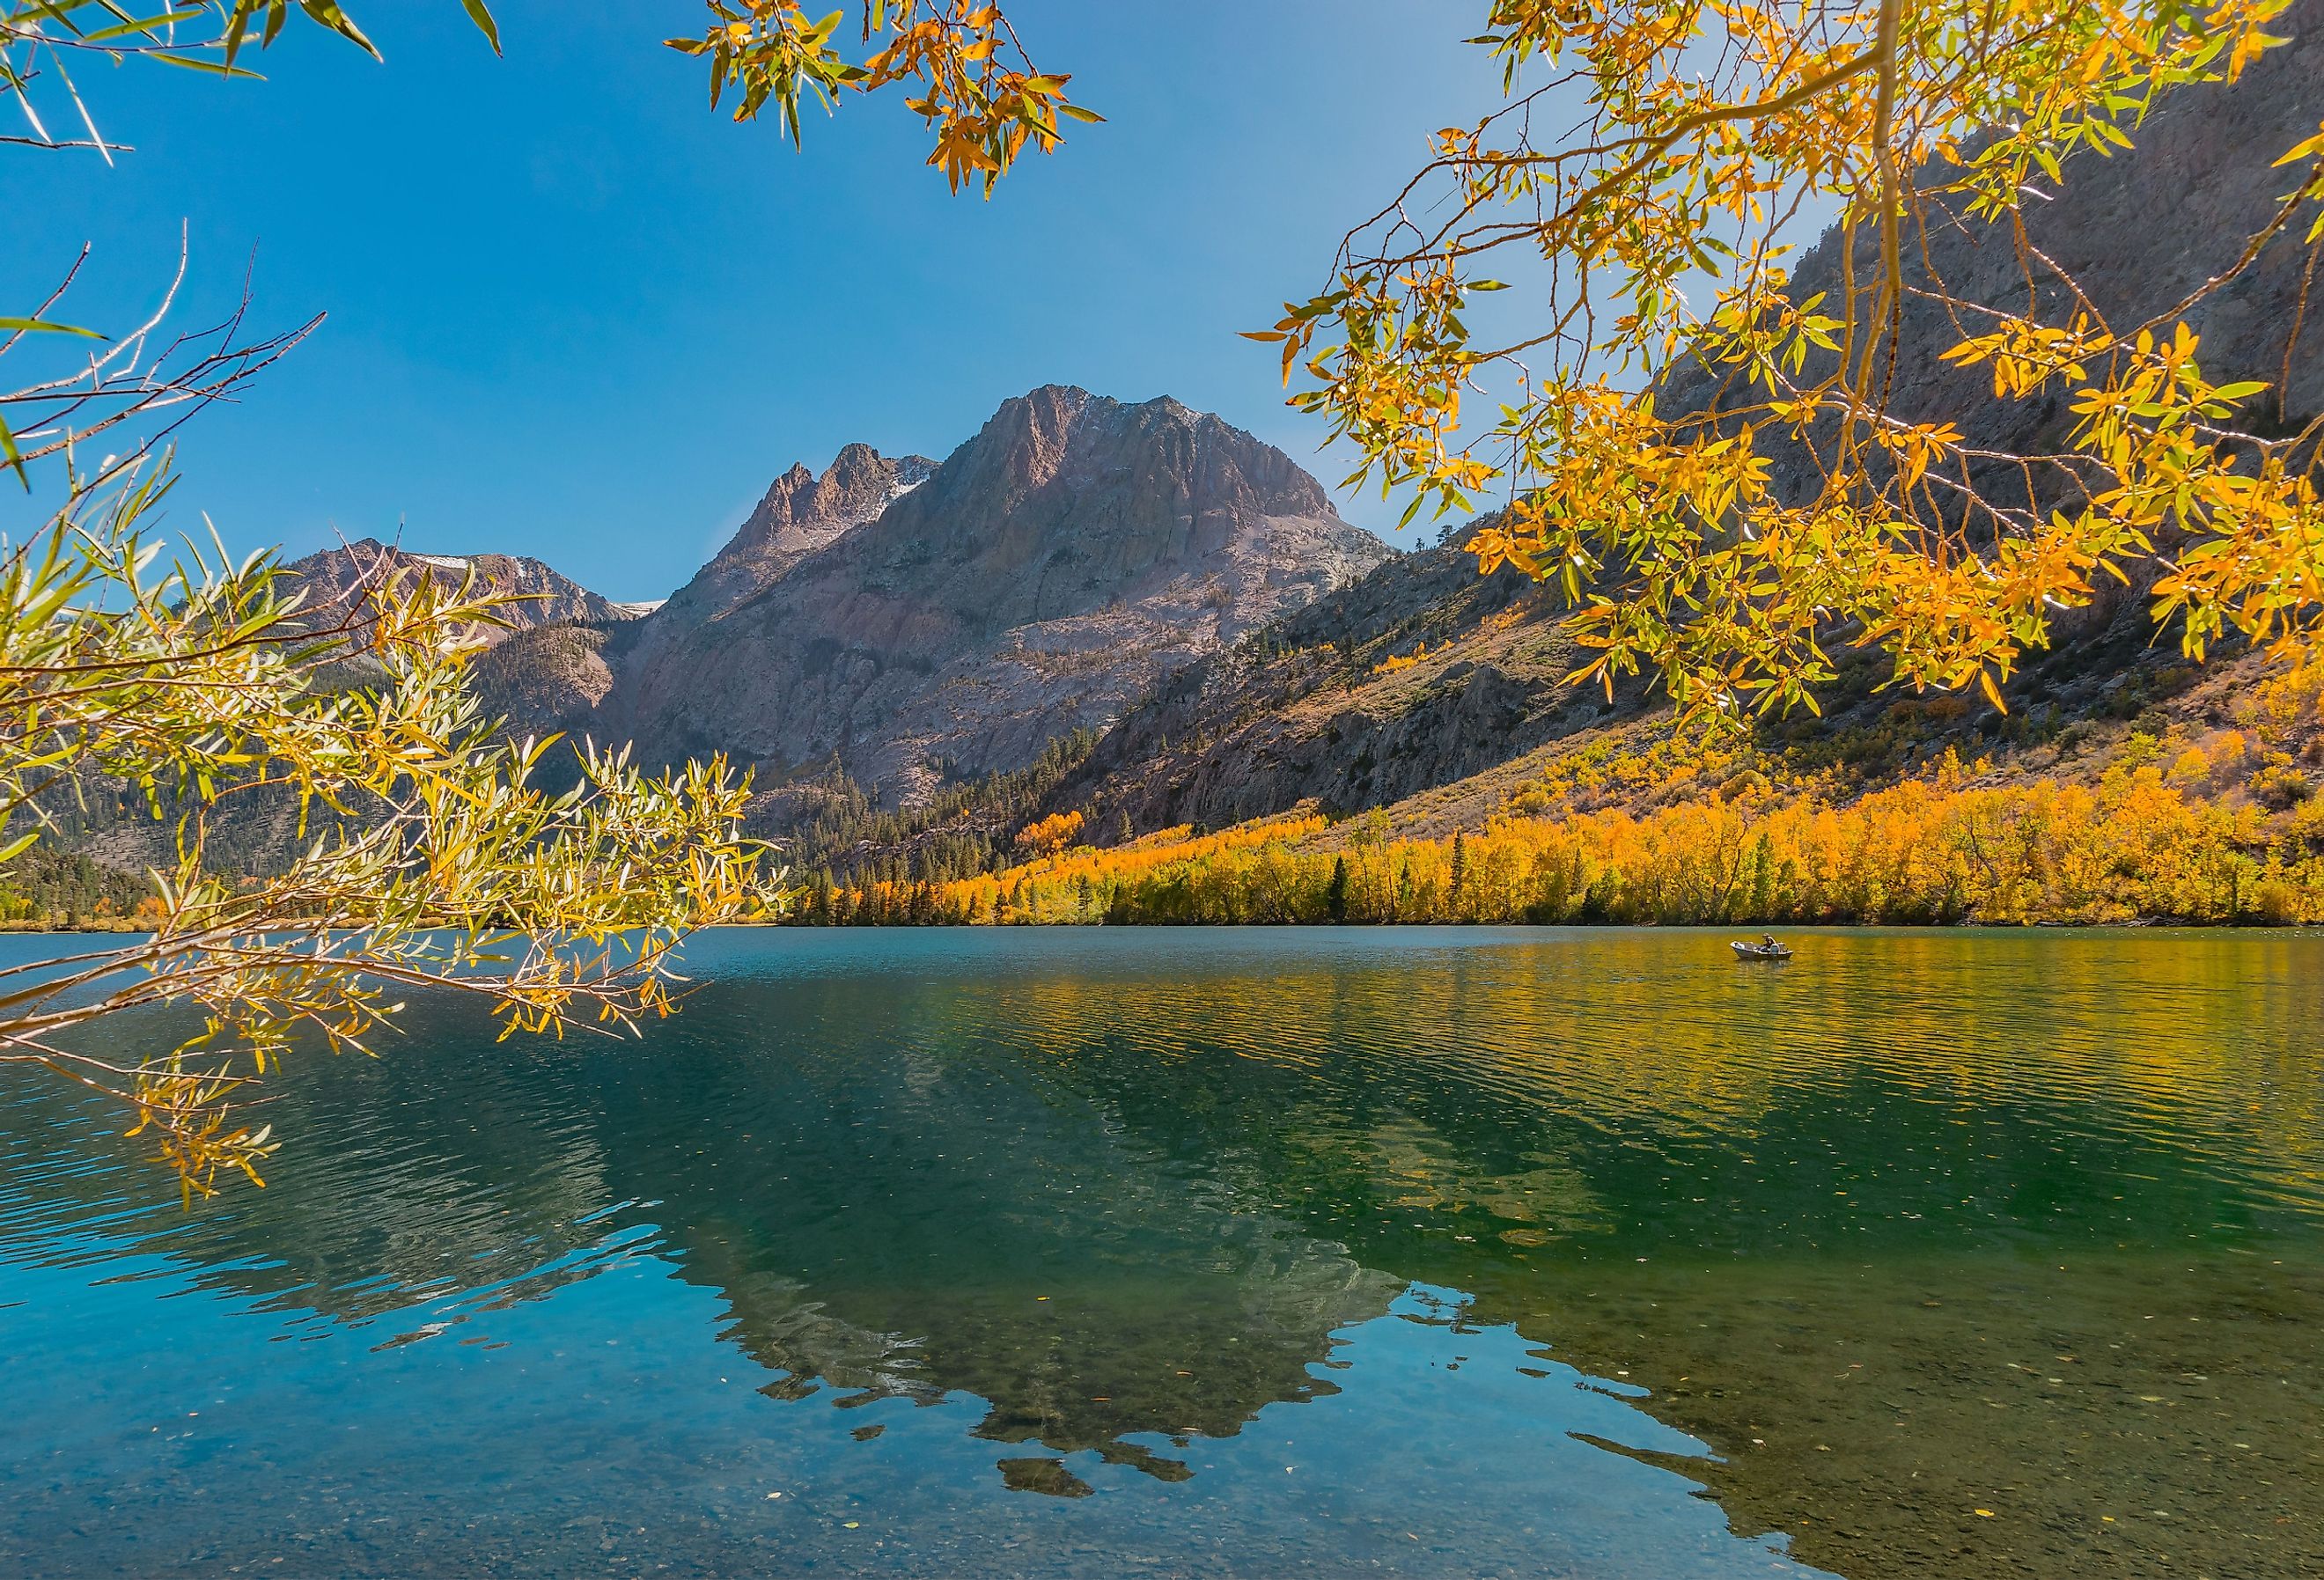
4,3 -> 1505,600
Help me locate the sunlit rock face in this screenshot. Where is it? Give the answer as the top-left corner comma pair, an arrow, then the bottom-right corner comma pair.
464,446 -> 938,757
1051,536 -> 1584,834
589,386 -> 1394,805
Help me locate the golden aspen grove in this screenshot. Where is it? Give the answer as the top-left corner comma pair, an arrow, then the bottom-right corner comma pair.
798,658 -> 2324,927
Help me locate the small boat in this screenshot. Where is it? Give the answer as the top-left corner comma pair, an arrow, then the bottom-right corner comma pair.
1731,938 -> 1792,961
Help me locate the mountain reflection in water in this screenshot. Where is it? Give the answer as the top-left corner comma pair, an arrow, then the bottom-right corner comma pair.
3,926 -> 2320,1580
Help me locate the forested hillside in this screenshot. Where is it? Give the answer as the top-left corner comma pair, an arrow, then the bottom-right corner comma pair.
0,845 -> 155,929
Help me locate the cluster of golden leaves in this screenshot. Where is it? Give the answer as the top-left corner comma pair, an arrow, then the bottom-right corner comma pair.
0,463 -> 779,1202
1254,0 -> 2324,725
1011,806 -> 1084,856
4,0 -> 1094,195
665,1 -> 1097,192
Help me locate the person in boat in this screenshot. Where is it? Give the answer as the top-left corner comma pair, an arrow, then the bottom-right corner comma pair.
1761,933 -> 1779,950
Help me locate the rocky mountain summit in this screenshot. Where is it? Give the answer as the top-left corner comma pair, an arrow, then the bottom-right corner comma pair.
663,442 -> 938,631
471,386 -> 1394,805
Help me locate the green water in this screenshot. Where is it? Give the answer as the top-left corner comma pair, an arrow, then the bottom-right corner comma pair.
1,927 -> 2319,1578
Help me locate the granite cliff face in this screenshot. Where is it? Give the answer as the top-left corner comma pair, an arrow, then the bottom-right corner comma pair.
504,442 -> 944,768
514,386 -> 1394,805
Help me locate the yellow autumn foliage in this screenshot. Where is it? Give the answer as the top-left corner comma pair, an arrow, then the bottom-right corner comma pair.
814,661 -> 2324,929
822,765 -> 2316,929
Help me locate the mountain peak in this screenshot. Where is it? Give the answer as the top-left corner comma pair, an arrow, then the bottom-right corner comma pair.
768,444 -> 935,546
606,386 -> 1393,802
653,442 -> 938,633
929,384 -> 1340,531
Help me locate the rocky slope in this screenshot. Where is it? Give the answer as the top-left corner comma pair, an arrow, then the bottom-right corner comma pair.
477,386 -> 1396,806
1046,535 -> 1584,834
33,540 -> 642,877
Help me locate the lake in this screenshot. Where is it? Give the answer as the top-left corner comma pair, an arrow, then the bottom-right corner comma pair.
2,928 -> 2319,1579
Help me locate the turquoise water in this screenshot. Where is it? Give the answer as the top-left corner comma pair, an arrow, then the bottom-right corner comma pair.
2,928 -> 2320,1578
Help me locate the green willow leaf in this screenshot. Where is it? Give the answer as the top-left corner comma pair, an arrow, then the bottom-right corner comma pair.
0,409 -> 26,489
0,318 -> 104,338
78,10 -> 210,46
294,0 -> 379,60
459,0 -> 501,55
149,51 -> 266,78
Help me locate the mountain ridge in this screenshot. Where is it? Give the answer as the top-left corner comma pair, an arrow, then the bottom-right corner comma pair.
281,539 -> 638,642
